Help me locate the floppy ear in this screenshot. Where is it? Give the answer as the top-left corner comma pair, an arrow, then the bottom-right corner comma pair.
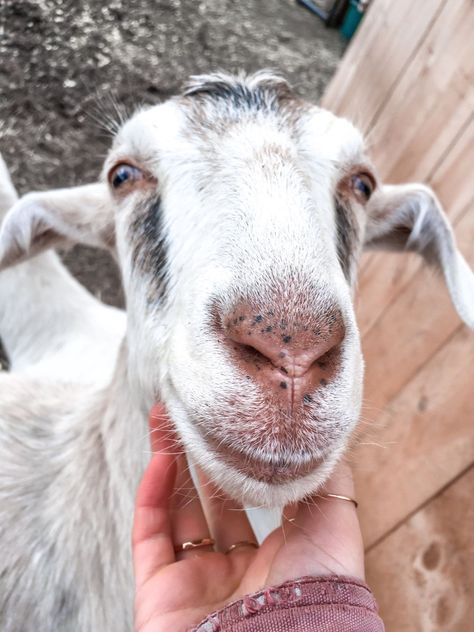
364,183 -> 474,329
0,183 -> 115,270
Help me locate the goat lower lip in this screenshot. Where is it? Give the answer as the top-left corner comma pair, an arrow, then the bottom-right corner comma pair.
210,441 -> 321,483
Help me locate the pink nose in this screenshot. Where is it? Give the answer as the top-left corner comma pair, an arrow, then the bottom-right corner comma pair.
220,304 -> 345,406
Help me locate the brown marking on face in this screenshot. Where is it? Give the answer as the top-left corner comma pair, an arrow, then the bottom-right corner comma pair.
334,197 -> 360,283
128,193 -> 168,300
333,164 -> 378,282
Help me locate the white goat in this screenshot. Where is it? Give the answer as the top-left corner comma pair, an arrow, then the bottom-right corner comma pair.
0,72 -> 473,632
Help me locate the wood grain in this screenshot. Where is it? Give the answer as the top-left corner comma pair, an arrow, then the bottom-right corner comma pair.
352,324 -> 474,548
321,0 -> 444,132
321,2 -> 474,629
366,466 -> 474,631
356,114 -> 474,336
362,204 -> 474,416
367,0 -> 474,182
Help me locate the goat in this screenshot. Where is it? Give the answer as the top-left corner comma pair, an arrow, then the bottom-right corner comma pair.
0,72 -> 473,632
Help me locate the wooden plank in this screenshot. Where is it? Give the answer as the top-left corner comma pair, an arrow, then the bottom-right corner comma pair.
367,0 -> 474,182
321,0 -> 444,132
366,466 -> 474,631
429,114 -> 474,217
362,204 -> 474,416
322,5 -> 474,625
356,114 -> 474,336
352,324 -> 474,548
332,3 -> 474,335
356,251 -> 421,335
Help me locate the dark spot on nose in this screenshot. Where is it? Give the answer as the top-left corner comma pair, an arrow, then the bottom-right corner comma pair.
265,325 -> 273,333
280,366 -> 288,374
320,378 -> 327,386
436,596 -> 451,625
304,394 -> 313,403
254,315 -> 263,323
422,542 -> 441,570
418,396 -> 428,412
238,316 -> 245,321
247,331 -> 252,336
280,381 -> 287,389
282,335 -> 292,344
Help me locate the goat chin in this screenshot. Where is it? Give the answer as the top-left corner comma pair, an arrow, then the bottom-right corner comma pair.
193,439 -> 344,508
163,385 -> 352,507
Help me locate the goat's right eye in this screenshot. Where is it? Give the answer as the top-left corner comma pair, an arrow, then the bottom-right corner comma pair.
108,163 -> 144,191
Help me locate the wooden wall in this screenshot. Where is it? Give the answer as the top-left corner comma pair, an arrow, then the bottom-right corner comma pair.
321,1 -> 474,629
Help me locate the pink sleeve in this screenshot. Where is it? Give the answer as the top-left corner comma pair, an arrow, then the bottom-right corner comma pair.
192,575 -> 384,631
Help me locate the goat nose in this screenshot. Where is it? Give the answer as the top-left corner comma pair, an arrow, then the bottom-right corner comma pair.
221,305 -> 345,404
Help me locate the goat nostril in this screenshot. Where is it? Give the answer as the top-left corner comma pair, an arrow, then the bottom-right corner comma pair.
314,344 -> 339,371
234,343 -> 270,367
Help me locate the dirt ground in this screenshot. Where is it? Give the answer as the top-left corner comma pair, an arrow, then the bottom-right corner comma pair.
0,0 -> 344,366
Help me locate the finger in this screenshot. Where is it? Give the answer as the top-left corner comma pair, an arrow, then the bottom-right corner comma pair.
151,405 -> 214,559
170,454 -> 214,560
196,467 -> 257,555
284,459 -> 364,578
320,459 -> 356,499
132,405 -> 179,588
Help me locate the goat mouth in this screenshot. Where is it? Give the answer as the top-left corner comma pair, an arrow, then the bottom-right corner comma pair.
207,438 -> 323,484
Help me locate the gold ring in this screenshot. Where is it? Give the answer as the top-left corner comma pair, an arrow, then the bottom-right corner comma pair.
174,537 -> 215,553
319,493 -> 358,508
225,541 -> 259,554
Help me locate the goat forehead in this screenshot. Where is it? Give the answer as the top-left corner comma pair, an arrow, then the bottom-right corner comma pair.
112,102 -> 188,163
112,100 -> 365,173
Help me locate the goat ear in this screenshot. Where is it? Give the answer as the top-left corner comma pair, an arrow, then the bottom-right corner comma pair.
0,183 -> 115,270
364,183 -> 474,329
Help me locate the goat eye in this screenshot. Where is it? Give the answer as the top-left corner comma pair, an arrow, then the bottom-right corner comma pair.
351,174 -> 374,202
108,163 -> 144,190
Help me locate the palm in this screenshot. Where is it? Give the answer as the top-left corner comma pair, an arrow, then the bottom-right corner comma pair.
133,408 -> 363,632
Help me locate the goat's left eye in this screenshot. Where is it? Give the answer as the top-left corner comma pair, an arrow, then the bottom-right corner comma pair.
108,163 -> 144,190
351,174 -> 374,202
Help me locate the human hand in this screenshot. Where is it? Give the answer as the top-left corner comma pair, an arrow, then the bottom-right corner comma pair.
133,405 -> 364,632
